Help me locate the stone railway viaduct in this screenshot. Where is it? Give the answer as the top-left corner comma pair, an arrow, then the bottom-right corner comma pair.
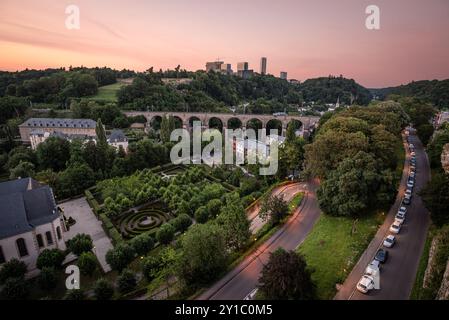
124,111 -> 320,136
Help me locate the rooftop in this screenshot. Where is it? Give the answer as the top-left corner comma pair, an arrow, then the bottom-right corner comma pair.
0,178 -> 59,240
21,118 -> 97,129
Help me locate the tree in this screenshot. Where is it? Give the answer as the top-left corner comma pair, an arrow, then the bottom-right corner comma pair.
67,233 -> 93,256
317,151 -> 384,217
117,269 -> 137,294
36,136 -> 70,171
64,289 -> 85,300
427,129 -> 449,168
9,161 -> 35,179
129,233 -> 154,256
160,115 -> 176,143
177,223 -> 227,287
0,277 -> 29,300
156,223 -> 175,245
93,278 -> 114,300
416,123 -> 434,146
77,252 -> 97,276
105,243 -> 135,272
0,259 -> 27,284
216,194 -> 250,251
421,172 -> 449,226
36,249 -> 65,270
259,194 -> 289,225
304,130 -> 369,178
142,255 -> 161,282
57,162 -> 95,198
96,118 -> 108,146
258,248 -> 316,300
37,267 -> 58,291
170,214 -> 192,233
194,206 -> 209,223
206,198 -> 222,218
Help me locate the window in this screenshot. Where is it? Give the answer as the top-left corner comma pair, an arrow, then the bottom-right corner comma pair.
0,246 -> 5,264
56,227 -> 62,240
16,238 -> 28,257
36,234 -> 44,248
45,231 -> 53,245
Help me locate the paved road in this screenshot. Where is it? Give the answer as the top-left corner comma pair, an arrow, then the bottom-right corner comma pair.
335,130 -> 431,300
248,183 -> 306,234
197,180 -> 321,300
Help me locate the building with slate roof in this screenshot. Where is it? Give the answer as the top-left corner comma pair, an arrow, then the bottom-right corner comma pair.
107,129 -> 128,152
0,178 -> 66,270
19,118 -> 97,144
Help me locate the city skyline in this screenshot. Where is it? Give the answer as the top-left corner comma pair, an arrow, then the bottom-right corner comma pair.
1,0 -> 449,87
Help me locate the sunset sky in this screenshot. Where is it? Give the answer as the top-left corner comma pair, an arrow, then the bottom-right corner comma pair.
1,0 -> 448,88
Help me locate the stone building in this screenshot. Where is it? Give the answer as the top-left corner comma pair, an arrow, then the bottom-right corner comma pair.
0,178 -> 66,270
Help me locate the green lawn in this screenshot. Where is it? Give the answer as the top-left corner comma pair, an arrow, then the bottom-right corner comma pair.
87,82 -> 126,102
298,213 -> 382,299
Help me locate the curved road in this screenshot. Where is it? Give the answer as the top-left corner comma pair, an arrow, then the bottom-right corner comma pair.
335,129 -> 431,300
198,180 -> 321,300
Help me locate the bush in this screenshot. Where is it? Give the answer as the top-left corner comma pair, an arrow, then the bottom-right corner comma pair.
64,289 -> 85,300
117,269 -> 137,294
36,249 -> 66,270
37,267 -> 58,291
105,243 -> 135,272
156,223 -> 175,245
142,255 -> 161,282
170,214 -> 192,233
206,199 -> 222,218
67,234 -> 93,256
77,252 -> 97,276
194,206 -> 209,224
130,233 -> 154,256
93,278 -> 114,300
0,277 -> 29,300
0,259 -> 27,284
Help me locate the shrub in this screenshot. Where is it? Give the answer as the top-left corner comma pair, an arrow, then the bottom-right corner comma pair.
0,277 -> 29,300
206,199 -> 222,218
142,255 -> 161,282
67,234 -> 93,256
77,252 -> 97,276
37,267 -> 58,291
194,206 -> 209,224
0,259 -> 27,284
105,243 -> 135,272
64,289 -> 85,300
170,214 -> 192,233
117,269 -> 137,294
93,278 -> 114,300
156,223 -> 175,245
130,233 -> 154,256
36,249 -> 66,270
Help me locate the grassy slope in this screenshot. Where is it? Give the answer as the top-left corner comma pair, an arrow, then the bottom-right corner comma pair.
409,226 -> 434,299
87,82 -> 126,102
297,139 -> 405,299
298,214 -> 381,299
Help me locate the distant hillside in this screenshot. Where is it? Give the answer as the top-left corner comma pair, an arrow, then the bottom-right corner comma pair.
370,79 -> 449,109
300,76 -> 372,105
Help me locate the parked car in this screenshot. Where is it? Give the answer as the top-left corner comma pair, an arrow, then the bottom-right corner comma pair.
395,211 -> 406,224
411,151 -> 416,156
410,171 -> 416,179
244,288 -> 258,300
403,197 -> 411,205
398,206 -> 407,215
390,221 -> 402,234
383,235 -> 396,248
357,275 -> 375,294
407,180 -> 414,189
365,260 -> 381,275
405,189 -> 413,199
375,248 -> 389,263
